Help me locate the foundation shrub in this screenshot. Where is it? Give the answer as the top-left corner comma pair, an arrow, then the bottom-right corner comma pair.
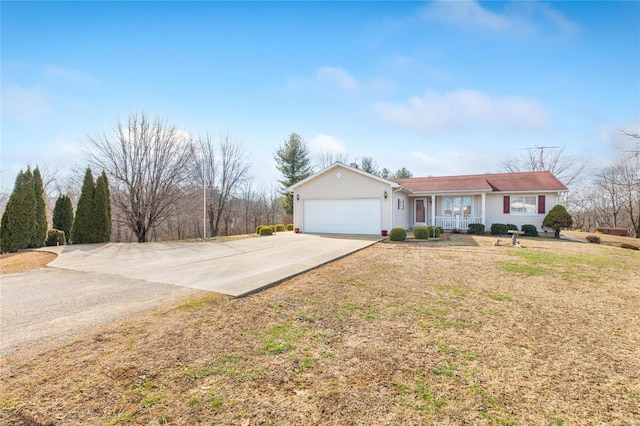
286,223 -> 294,231
468,223 -> 485,235
389,227 -> 407,241
491,223 -> 508,236
413,227 -> 429,239
506,224 -> 518,232
425,226 -> 441,238
275,224 -> 286,232
521,224 -> 539,237
259,227 -> 273,236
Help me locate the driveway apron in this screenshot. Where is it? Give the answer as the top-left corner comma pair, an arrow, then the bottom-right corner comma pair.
45,233 -> 381,297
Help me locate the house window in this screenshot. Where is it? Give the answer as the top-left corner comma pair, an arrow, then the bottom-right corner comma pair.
443,196 -> 472,217
510,196 -> 537,214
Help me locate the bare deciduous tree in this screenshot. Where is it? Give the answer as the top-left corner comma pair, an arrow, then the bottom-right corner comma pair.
502,145 -> 590,188
86,112 -> 194,243
315,149 -> 349,169
196,133 -> 250,237
594,166 -> 624,228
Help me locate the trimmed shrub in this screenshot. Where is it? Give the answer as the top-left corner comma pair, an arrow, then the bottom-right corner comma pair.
46,229 -> 66,246
259,227 -> 273,236
256,226 -> 264,235
275,224 -> 286,232
521,224 -> 538,237
543,204 -> 573,239
586,235 -> 601,244
413,227 -> 429,239
620,243 -> 639,251
468,223 -> 485,235
389,227 -> 406,241
425,226 -> 441,238
270,225 -> 277,233
286,223 -> 294,231
506,224 -> 518,232
491,223 -> 509,236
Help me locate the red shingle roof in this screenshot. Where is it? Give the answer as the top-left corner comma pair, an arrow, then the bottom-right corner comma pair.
392,171 -> 567,193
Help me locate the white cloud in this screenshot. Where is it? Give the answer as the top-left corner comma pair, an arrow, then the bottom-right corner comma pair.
1,85 -> 52,121
419,0 -> 580,36
421,0 -> 512,31
43,65 -> 97,84
314,67 -> 360,92
374,89 -> 551,134
310,134 -> 349,156
410,149 -> 500,176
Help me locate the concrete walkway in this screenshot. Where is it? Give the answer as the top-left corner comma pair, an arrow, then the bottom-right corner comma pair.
43,233 -> 381,297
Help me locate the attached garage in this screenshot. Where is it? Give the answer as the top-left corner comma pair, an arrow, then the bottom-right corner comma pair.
289,162 -> 397,236
303,199 -> 381,235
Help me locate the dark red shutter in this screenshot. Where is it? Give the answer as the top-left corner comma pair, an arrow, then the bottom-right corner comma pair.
538,195 -> 546,214
503,196 -> 510,214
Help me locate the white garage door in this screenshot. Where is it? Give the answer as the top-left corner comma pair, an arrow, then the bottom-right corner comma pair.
304,199 -> 381,235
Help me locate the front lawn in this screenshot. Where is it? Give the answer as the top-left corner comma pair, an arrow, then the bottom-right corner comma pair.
2,235 -> 639,424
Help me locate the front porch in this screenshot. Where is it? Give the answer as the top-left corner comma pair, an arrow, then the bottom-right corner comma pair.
411,193 -> 487,231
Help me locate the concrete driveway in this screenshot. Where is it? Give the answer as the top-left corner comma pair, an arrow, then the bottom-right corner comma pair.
1,233 -> 380,355
44,233 -> 381,297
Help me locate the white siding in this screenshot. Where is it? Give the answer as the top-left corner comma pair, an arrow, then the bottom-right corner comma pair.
392,192 -> 411,229
485,192 -> 561,231
293,165 -> 393,234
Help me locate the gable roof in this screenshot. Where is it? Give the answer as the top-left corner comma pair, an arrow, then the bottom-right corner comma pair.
287,162 -> 400,191
393,171 -> 567,193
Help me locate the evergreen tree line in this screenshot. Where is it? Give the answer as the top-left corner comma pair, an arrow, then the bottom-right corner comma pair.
0,166 -> 111,253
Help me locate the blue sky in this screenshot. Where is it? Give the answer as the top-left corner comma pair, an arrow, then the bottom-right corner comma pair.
2,1 -> 639,192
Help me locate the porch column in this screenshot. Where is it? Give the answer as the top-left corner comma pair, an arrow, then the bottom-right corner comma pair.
431,194 -> 436,227
481,193 -> 486,226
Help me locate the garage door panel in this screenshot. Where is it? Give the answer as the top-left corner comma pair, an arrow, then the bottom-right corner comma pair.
304,199 -> 380,235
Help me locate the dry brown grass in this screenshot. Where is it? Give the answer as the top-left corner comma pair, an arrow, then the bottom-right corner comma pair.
0,251 -> 56,274
1,235 -> 639,425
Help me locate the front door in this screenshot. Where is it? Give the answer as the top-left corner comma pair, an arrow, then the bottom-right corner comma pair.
416,199 -> 425,223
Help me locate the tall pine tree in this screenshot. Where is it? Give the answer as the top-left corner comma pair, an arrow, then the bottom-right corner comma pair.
71,167 -> 96,244
94,171 -> 112,242
0,169 -> 37,253
32,167 -> 48,248
52,195 -> 74,241
274,133 -> 313,215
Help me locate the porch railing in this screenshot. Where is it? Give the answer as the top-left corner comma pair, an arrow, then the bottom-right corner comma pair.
435,216 -> 483,230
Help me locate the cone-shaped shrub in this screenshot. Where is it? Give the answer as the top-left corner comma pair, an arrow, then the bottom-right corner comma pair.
71,168 -> 97,244
53,195 -> 74,241
94,171 -> 112,242
0,169 -> 37,253
32,167 -> 48,248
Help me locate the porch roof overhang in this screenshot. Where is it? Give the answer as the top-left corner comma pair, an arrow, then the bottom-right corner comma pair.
406,189 -> 492,197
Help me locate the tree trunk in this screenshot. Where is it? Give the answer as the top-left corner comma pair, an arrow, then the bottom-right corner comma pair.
554,229 -> 561,239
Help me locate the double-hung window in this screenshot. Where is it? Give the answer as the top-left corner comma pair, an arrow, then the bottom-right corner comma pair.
510,196 -> 537,214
